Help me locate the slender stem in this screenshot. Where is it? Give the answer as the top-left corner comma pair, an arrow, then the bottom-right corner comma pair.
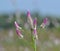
34,39 -> 36,51
32,37 -> 37,51
31,28 -> 37,51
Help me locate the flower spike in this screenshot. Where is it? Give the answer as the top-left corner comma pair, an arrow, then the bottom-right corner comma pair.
33,18 -> 37,28
14,21 -> 23,39
33,18 -> 38,40
16,28 -> 23,39
40,17 -> 48,28
14,21 -> 22,29
27,11 -> 33,29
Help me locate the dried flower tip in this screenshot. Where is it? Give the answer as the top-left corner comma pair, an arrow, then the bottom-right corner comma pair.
18,34 -> 23,39
40,23 -> 45,28
35,35 -> 38,40
34,34 -> 38,40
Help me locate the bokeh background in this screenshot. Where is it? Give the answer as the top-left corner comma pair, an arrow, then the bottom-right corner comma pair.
0,0 -> 60,51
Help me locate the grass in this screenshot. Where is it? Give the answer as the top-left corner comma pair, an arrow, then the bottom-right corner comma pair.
0,27 -> 60,51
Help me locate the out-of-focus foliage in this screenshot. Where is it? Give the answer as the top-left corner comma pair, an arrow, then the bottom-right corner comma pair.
0,11 -> 60,29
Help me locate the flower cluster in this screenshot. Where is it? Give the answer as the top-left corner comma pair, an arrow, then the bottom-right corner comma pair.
14,11 -> 48,39
27,11 -> 38,40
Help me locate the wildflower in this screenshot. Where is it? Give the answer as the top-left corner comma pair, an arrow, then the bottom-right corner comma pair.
16,28 -> 23,39
40,17 -> 48,28
27,11 -> 33,29
33,18 -> 37,28
33,18 -> 38,40
27,11 -> 38,40
43,17 -> 48,25
33,28 -> 38,40
14,21 -> 22,29
14,21 -> 23,38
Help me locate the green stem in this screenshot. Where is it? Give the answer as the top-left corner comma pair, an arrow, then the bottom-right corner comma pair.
31,29 -> 37,51
34,39 -> 36,51
33,37 -> 37,51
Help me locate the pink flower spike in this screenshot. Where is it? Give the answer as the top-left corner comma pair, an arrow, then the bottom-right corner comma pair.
33,28 -> 38,40
33,18 -> 37,26
40,18 -> 48,28
27,10 -> 31,17
16,28 -> 23,38
43,18 -> 48,24
27,11 -> 33,28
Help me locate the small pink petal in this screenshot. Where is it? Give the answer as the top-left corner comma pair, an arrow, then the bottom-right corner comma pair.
14,21 -> 19,28
16,28 -> 23,38
27,10 -> 31,17
16,28 -> 21,36
43,18 -> 48,24
33,18 -> 37,26
33,29 -> 37,35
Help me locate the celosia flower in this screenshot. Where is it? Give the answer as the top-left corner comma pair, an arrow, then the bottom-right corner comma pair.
16,28 -> 23,38
33,18 -> 37,28
27,11 -> 33,29
33,28 -> 38,40
33,18 -> 38,40
40,17 -> 48,28
27,11 -> 38,40
14,21 -> 23,38
27,10 -> 31,17
43,18 -> 48,25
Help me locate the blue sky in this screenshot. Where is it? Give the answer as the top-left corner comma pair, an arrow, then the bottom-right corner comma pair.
0,0 -> 60,16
